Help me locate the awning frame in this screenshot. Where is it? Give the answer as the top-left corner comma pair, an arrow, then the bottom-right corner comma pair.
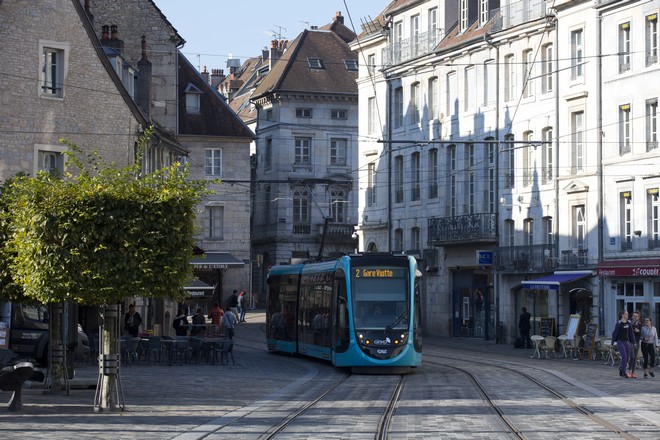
521,270 -> 593,291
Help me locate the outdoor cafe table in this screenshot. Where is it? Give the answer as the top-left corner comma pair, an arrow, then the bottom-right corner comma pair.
530,335 -> 544,359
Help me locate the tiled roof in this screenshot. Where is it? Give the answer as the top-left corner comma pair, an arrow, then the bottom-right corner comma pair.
252,29 -> 358,99
178,54 -> 255,138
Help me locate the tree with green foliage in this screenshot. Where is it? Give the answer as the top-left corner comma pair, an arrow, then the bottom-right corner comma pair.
0,132 -> 208,410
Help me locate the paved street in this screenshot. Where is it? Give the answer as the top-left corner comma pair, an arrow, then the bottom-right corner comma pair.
0,313 -> 658,439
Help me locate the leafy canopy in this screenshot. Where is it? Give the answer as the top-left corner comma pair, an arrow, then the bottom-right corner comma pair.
0,132 -> 209,305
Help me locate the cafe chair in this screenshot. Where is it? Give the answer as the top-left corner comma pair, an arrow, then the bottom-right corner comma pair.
145,336 -> 163,364
215,340 -> 235,366
121,336 -> 140,366
188,337 -> 205,364
541,336 -> 557,358
172,336 -> 191,365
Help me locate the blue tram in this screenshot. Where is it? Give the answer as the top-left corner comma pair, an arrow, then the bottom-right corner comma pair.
266,253 -> 422,371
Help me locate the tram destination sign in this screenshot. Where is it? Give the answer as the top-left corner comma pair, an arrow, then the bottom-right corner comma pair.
355,267 -> 404,278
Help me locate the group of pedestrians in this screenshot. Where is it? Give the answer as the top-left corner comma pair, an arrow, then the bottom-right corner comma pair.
176,290 -> 249,339
612,310 -> 658,379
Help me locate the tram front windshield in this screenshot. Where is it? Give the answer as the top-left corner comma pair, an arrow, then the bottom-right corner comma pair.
351,266 -> 409,330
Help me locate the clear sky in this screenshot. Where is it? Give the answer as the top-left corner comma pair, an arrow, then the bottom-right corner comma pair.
154,0 -> 384,72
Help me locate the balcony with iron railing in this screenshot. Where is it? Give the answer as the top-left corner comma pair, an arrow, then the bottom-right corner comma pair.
495,245 -> 594,273
495,244 -> 555,273
428,213 -> 497,246
492,1 -> 548,32
318,222 -> 356,242
382,28 -> 445,67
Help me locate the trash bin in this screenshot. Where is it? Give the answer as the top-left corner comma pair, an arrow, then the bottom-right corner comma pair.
496,321 -> 504,344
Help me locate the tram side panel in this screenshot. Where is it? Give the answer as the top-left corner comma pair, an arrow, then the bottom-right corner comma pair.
266,267 -> 301,353
297,270 -> 334,361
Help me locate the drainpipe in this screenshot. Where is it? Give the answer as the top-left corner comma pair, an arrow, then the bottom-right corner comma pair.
485,33 -> 500,339
596,10 -> 604,335
554,14 -> 560,316
386,77 -> 393,252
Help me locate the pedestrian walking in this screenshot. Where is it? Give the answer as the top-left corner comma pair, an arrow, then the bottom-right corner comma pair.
518,307 -> 532,349
612,310 -> 636,378
222,308 -> 238,339
641,317 -> 658,378
227,290 -> 239,318
629,311 -> 642,376
238,291 -> 247,322
208,302 -> 224,336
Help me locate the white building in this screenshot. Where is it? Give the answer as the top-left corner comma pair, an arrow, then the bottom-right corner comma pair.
353,0 -> 660,341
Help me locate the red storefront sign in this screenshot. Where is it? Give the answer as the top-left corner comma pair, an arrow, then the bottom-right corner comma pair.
597,259 -> 660,277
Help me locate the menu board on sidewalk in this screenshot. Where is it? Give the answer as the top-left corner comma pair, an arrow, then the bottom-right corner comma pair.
540,317 -> 555,337
581,323 -> 598,360
566,314 -> 581,339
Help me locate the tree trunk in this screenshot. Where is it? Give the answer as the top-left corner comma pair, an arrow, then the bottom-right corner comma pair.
45,303 -> 68,394
94,304 -> 124,411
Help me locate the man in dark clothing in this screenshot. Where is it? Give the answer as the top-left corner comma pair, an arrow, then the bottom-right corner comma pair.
124,304 -> 142,337
227,290 -> 239,318
519,307 -> 532,348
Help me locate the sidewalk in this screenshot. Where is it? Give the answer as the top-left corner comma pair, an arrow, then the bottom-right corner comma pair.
0,313 -> 656,440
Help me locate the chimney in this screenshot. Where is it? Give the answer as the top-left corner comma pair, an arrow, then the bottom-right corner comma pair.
270,40 -> 280,69
211,68 -> 225,89
262,48 -> 269,61
201,66 -> 210,84
84,0 -> 94,24
334,11 -> 344,25
140,34 -> 148,61
137,35 -> 152,118
107,25 -> 124,54
101,25 -> 110,42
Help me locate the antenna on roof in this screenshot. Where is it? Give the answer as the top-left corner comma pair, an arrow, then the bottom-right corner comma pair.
300,19 -> 310,29
269,25 -> 287,41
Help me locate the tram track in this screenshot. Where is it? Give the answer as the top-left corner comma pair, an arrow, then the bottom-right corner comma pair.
425,353 -> 638,440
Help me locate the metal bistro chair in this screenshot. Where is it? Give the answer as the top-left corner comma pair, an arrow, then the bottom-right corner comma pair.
121,336 -> 140,366
172,336 -> 191,365
215,340 -> 235,366
145,336 -> 163,365
188,337 -> 206,364
541,336 -> 557,358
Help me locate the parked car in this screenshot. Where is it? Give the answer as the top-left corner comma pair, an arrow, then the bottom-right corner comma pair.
1,301 -> 88,365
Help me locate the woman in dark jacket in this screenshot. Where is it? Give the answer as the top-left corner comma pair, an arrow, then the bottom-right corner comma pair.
612,310 -> 636,378
172,308 -> 189,337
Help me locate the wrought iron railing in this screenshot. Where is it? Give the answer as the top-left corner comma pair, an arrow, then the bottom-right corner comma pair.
427,213 -> 497,245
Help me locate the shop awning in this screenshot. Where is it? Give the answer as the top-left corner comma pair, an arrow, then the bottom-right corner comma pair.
190,252 -> 245,270
183,279 -> 215,297
597,258 -> 660,277
521,271 -> 593,291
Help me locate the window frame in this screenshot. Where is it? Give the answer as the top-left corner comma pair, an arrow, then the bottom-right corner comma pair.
330,138 -> 347,166
205,205 -> 224,240
204,148 -> 223,177
294,137 -> 312,164
39,41 -> 70,99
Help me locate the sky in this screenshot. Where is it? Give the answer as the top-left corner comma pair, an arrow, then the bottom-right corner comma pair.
154,0 -> 384,72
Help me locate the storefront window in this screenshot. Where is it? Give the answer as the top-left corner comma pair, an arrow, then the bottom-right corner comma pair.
521,290 -> 549,335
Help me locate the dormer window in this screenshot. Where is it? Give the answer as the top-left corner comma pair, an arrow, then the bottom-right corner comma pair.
184,83 -> 202,114
307,58 -> 324,69
344,59 -> 358,71
122,64 -> 136,99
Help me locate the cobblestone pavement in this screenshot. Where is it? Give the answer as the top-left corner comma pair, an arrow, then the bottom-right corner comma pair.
0,313 -> 658,439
